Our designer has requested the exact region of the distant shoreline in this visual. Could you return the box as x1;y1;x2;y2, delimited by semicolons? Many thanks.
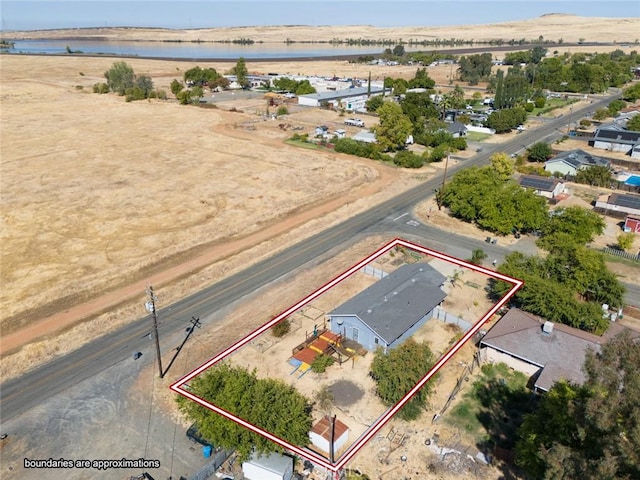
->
0;42;614;63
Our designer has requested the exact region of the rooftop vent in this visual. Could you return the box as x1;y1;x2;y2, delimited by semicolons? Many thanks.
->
542;321;554;335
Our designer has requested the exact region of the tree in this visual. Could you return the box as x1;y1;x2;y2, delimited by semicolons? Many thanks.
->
294;79;316;95
592;107;610;121
515;331;640;479
184;66;220;86
371;102;413;152
490;152;515;181
104;61;134;95
134;75;154;98
527;141;553;162
170;79;184;96
627;114;640;132
392;44;405;57
607;99;627;117
575;165;612;187
486;107;527;133
233;57;249;88
369;339;437;421
622;82;640;102
365;94;384;113
539;206;605;248
177;364;312;462
617;232;636;251
470;248;488;265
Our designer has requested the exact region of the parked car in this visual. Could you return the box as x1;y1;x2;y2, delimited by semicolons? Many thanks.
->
344;118;365;127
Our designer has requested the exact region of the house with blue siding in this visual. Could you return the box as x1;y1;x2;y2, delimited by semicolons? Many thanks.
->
328;263;447;352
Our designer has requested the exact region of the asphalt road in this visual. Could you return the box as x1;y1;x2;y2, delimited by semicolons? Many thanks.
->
0;91;630;422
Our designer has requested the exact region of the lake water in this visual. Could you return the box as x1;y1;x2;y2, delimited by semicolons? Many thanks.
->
4;39;404;59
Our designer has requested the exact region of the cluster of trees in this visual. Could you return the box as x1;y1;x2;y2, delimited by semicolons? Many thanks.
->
491;207;624;334
493;68;530;109
97;61;166;101
441;161;549;235
528;50;638;93
515;332;640;479
183;66;230;90
486;106;528;133
382;67;436;95
503;46;548;65
177;363;312;462
272;77;316;95
457;52;493;84
369;339;437;421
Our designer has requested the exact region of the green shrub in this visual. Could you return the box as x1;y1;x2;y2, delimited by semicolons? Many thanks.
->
430;144;449;162
524;102;535;112
276;106;288;116
393;150;423;168
310;354;335;373
450;137;467;150
272;319;291;338
534;96;546;108
93;83;109;94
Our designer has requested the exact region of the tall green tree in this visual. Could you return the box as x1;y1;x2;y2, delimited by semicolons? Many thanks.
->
104;61;135;95
371;102;413;151
527;141;553;162
538;206;605;248
177;364;312;462
490;152;515;181
626;114;640;132
233;57;249;88
369;339;437;421
170;79;184;96
515;332;640;479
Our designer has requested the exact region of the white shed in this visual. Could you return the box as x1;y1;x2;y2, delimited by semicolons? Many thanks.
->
309;415;349;455
242;452;294;480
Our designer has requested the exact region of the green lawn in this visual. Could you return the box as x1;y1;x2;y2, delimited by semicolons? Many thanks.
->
445;362;536;450
530;97;580;117
466;131;492;142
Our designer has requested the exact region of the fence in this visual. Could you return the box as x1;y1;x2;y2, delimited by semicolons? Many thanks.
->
598;247;640;262
434;306;473;332
188;449;233;480
432;351;481;423
361;265;388;279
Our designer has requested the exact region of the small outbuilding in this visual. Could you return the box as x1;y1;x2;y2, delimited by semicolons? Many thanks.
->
518;174;565;199
309;415;350;456
242;451;294;480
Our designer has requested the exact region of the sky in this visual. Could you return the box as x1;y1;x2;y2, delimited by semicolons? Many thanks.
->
1;0;638;31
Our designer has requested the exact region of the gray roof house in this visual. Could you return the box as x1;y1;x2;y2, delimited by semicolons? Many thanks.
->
589;123;640;157
544;149;610;176
328;263;446;352
595;192;640;217
447;121;468;138
479;309;605;392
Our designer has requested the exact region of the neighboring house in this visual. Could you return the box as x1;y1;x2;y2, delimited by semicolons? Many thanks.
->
328;263;447;352
309;415;350;456
447;121;468;138
518;174;565;199
242;452;294;480
297;86;384;110
589;123;640;158
595;192;640;217
352;130;377;144
479;309;605;392
624;214;640;232
544;149;610;176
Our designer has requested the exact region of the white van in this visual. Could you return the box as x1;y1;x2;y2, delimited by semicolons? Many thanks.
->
344;118;365;127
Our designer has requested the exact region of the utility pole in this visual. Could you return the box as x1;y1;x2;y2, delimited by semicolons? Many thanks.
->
145;286;164;378
436;153;450;210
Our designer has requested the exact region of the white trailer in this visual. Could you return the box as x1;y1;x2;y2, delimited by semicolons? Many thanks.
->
242;452;294;480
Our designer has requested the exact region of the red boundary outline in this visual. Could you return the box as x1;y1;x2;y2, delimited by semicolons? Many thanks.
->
170;237;523;472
